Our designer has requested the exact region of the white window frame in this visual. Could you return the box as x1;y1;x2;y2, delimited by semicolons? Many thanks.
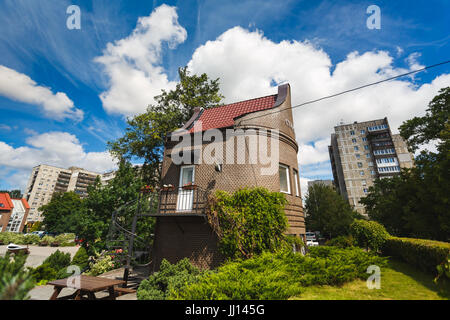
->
293;169;300;197
279;164;291;194
178;165;195;187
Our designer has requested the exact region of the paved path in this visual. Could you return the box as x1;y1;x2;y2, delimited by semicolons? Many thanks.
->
0;245;80;268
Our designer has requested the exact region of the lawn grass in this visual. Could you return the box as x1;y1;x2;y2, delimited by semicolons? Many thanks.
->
292;259;449;300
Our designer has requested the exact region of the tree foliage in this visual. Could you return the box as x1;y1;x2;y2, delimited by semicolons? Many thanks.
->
39;160;154;254
361;87;450;241
0;253;34;300
399;86;450;153
108;66;224;185
40;192;84;234
305;183;362;239
76;160;152;253
0;190;23;199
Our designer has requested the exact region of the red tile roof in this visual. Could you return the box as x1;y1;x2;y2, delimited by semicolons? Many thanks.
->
0;193;14;211
188;94;277;132
21;198;30;210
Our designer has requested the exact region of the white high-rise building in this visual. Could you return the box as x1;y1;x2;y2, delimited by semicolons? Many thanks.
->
24;165;101;222
328;117;414;214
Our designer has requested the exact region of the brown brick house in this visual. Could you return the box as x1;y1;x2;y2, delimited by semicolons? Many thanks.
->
150;83;305;270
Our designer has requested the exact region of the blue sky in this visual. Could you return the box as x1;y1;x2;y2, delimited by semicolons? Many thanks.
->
0;0;449;192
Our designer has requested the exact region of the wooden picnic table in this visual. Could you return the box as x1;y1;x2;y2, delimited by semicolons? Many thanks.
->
47;275;126;300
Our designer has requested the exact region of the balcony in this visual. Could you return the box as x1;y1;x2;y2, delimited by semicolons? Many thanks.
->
156;186;209;216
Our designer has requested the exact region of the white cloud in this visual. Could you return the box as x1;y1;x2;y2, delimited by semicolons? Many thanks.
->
298;139;330;166
0;65;83;121
299;176;312;200
186;27;450;177
0;131;117;191
96;4;187;116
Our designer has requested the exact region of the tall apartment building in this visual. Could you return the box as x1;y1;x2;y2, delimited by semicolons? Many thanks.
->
24;165;101;222
328;117;414;214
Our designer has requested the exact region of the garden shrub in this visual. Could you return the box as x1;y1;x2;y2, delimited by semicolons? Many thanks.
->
325;235;356;248
0;232;26;245
208;187;289;259
85;254;115;276
350;219;390;252
23;234;40;245
39;236;55;246
31;264;57;283
55;233;75;244
42;250;71;271
382;237;450;278
0;253;35;300
171;246;386;300
71;246;89;271
137;258;206;300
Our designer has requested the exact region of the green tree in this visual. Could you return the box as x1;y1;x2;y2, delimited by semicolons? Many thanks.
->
361;87;450;241
0;190;23;198
108;67;223;185
75;160;153;252
399;86;450;153
305;183;361;239
0;253;35;300
40;192;85;234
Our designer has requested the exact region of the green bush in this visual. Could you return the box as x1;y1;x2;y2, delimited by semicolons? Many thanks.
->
0;253;35;300
31;264;58;283
382;237;450;278
23;234;41;245
209;187;289;259
39;236;55;246
55;233;75;244
171;247;386;300
137;258;205;300
350;219;390;252
71;247;89;271
85;254;115;276
42;250;71;271
0;232;26;245
325;235;356;248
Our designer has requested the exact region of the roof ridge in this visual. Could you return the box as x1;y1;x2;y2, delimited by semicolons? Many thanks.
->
205;93;277;111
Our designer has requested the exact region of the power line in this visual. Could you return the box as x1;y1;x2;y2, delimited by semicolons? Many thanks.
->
237;59;450;125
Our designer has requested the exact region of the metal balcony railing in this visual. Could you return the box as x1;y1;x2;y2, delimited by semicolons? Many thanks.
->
157;185;209;216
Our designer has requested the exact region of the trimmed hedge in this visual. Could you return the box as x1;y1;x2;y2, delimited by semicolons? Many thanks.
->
350;219;390;252
382;237;450;277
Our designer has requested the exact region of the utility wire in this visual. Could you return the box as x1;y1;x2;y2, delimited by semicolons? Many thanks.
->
237;60;450;125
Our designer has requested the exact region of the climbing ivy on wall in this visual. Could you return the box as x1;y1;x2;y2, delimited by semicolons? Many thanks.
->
208;187;294;260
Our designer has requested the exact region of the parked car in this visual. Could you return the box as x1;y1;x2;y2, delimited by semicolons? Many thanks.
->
29;231;45;238
306;239;319;247
306;232;319;246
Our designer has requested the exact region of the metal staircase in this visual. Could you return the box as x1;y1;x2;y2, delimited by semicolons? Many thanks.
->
105;190;159;286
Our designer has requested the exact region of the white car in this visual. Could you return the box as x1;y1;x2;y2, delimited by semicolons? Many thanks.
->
306;239;319;247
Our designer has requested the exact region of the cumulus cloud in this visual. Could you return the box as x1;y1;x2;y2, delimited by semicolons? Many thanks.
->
0;131;117;191
96;4;187;116
186;27;450;177
0;65;83;121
